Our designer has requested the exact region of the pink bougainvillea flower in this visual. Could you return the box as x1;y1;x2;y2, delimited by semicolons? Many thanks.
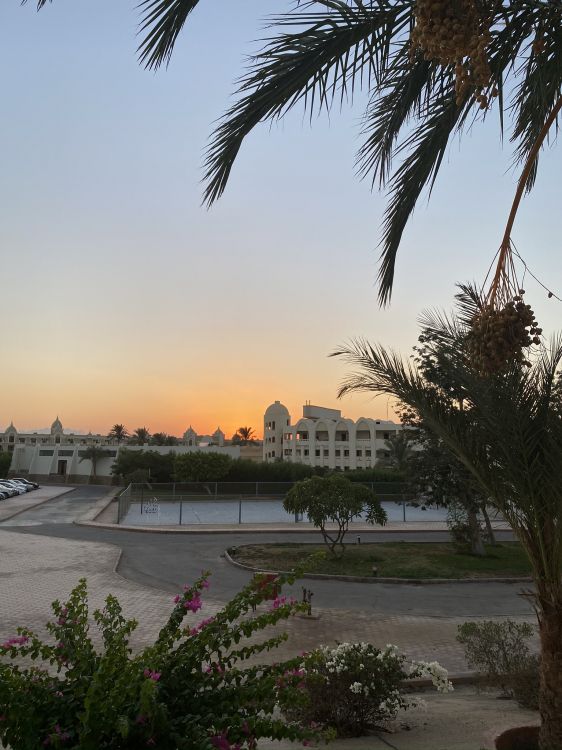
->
173;595;181;604
210;734;231;750
201;579;210;589
184;596;202;612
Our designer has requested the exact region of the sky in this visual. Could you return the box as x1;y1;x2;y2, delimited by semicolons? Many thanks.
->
1;1;561;439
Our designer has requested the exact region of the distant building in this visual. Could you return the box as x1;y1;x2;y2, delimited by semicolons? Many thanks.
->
263;401;404;470
2;417;240;484
0;417;116;455
181;426;225;447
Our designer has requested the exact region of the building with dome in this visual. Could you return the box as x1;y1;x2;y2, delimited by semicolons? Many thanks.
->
1;418;240;483
263;402;405;470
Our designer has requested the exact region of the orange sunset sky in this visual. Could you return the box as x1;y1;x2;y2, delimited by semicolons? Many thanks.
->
2;2;562;440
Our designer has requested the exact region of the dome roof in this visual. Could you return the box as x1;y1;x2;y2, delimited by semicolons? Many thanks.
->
264;400;289;416
51;416;63;434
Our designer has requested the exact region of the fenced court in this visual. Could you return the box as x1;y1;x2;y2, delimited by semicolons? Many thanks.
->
117;481;449;526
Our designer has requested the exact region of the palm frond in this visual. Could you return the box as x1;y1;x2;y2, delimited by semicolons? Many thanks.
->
203;1;410;206
510;9;562;191
377;91;472;304
137;0;202;70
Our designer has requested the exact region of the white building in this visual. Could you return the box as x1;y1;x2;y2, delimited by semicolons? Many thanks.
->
263;401;404;471
1;417;239;483
0;417;118;456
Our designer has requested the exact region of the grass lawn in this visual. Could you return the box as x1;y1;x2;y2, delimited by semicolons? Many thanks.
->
230;542;533;579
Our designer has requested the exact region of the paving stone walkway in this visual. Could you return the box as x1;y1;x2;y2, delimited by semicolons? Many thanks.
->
0;529;536;674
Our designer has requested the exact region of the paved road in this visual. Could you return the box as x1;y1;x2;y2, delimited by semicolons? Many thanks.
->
0;485;107;526
2;487;532;617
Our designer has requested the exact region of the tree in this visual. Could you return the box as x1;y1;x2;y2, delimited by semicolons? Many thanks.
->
0;452;12;479
174;452;233;483
111;449;175;483
334;312;562;748
32;0;562;303
283;475;386;558
78;447;112;480
149;433;180;446
405;431;488;556
378;432;414;472
234;427;256;446
108;425;129;444
131;427;150;445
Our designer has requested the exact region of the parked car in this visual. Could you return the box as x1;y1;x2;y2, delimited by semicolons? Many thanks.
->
12;477;39;490
0;481;25;496
4;480;30;493
9;479;34;491
0;490;11;500
0;483;18;497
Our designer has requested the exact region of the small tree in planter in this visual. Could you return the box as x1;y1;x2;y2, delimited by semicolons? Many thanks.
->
283;475;386;557
0;574;327;750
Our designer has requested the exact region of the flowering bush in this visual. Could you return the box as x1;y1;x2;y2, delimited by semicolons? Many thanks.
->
279;642;453;737
0;573;327;749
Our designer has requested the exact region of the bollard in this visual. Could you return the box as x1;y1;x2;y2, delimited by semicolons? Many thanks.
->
356;536;361;544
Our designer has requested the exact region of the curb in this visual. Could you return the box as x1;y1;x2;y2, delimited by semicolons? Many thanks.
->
74;488;120;525
0;486;75;523
223;548;533;585
69;521;511;536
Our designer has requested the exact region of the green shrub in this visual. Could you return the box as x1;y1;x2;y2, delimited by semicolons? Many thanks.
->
510;655;540;710
174;452;233;482
112;449;175;483
0;574;326;749
456;620;536;696
279;642;452;737
0;451;12;479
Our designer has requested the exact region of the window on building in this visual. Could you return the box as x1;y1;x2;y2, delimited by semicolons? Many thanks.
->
304;449;309;456
18;438;25;444
335;449;341;457
8;445;14;453
39;450;54;456
31;438;36;444
271;437;275;443
271;421;276;430
59;450;73;457
356;450;362;457
383;432;389;440
315;449;320;457
296;449;301;457
366;449;371;457
323;449;329;457
343;465;349;471
9;435;14;443
344;449;349;457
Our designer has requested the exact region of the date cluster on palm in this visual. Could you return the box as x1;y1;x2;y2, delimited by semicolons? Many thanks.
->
466;295;542;374
410;0;496;107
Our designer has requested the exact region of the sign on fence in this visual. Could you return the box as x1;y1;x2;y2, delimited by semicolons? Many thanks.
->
142;498;161;516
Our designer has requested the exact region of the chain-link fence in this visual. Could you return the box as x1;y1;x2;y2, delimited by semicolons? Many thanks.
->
116;481;434;527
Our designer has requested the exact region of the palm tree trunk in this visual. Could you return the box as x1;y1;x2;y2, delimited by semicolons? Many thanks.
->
538;598;562;749
467;508;486;557
481;504;498;546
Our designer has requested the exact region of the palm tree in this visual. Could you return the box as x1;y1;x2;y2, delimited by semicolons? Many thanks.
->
333;323;562;748
108;424;129;444
235;427;256;445
379;432;414;472
150;432;168;445
79;446;112;480
132;427;151;445
31;0;562;303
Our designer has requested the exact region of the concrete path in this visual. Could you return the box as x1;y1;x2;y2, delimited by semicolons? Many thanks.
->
0;485;72;523
0;485;110;526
